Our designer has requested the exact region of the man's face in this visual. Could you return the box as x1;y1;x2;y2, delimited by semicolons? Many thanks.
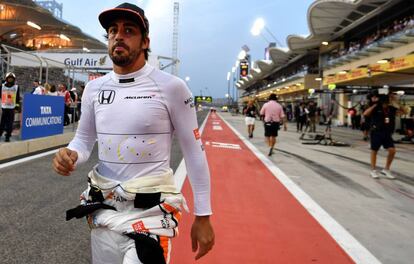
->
107;19;149;67
33;81;39;87
6;77;14;83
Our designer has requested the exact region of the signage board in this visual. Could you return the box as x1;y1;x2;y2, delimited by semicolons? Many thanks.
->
21;93;64;140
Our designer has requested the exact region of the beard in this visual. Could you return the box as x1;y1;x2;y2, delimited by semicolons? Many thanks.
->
109;42;142;67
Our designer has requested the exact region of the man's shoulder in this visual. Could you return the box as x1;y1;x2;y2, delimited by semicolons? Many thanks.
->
85;74;111;90
150;68;185;84
149;68;186;91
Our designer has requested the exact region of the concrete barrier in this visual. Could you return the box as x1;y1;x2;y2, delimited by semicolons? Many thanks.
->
0;132;75;161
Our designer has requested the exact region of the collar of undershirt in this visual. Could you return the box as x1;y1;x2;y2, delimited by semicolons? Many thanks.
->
110;63;153;84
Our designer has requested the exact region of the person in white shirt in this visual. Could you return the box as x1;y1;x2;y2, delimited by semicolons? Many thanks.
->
47;84;58;96
32;79;45;95
52;3;214;264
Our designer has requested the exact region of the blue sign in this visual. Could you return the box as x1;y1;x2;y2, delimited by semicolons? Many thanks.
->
21;93;65;140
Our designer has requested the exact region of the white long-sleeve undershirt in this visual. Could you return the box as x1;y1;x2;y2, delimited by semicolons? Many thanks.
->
67;63;211;215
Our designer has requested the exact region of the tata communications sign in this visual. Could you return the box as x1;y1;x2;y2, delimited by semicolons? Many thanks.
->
21;93;64;140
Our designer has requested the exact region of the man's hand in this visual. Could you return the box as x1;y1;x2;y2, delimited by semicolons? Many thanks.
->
191;215;215;260
52;148;78;176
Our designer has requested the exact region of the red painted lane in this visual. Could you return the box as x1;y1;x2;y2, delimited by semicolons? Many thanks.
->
170;113;354;264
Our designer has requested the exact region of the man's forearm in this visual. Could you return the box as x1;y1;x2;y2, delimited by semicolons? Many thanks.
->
363;104;377;117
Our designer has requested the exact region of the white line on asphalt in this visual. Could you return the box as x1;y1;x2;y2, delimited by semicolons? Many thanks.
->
174;111;210;191
218;113;382;264
0;149;58;170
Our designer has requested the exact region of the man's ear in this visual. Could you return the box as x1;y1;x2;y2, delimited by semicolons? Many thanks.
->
142;37;150;50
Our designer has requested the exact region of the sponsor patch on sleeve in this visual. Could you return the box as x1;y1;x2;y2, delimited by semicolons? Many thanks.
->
193;128;201;140
184;97;194;108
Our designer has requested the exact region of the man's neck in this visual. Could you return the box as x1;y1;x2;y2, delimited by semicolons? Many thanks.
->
113;60;146;75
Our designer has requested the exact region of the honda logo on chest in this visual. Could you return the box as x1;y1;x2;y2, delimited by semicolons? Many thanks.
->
98;90;115;104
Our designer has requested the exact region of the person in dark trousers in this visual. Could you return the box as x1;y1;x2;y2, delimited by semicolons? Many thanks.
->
297;102;308;132
0;72;20;142
57;83;72;126
260;94;287;156
307;101;317;132
243;99;258;138
363;91;398;179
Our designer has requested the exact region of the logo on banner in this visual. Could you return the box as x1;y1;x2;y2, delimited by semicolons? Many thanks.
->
98;90;115;104
21;93;64;140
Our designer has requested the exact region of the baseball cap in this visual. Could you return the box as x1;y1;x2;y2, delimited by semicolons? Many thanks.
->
5;72;15;79
99;3;149;34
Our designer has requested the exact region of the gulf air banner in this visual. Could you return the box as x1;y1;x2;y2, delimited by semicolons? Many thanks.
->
324;54;414;85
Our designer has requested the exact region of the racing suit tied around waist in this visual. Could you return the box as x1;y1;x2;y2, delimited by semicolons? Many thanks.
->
66;166;188;264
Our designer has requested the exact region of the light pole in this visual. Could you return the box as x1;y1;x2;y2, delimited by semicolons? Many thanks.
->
251;17;282;47
231;66;236;107
227;71;231;108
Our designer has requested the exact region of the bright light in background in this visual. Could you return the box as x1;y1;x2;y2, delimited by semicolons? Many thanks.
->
59;34;70;41
227;72;231;81
238;50;246;60
251;18;265;36
377;59;389;64
27;21;41;30
185;76;190;82
231;66;236;73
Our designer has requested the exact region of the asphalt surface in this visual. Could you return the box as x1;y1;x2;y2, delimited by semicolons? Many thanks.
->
0;110;208;264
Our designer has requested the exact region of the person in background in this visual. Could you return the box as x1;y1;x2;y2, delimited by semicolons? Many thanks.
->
0;72;20;142
307;101;317;133
57;83;72;126
69;87;79;123
260;93;287;156
297;102;308;132
47;84;58;96
243;99;258;138
32;79;45;95
44;83;52;94
363;91;398;179
52;3;214;264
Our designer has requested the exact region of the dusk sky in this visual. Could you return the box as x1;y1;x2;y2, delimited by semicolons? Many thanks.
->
58;0;314;98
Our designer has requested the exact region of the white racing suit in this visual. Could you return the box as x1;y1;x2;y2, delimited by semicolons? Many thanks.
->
66;63;211;263
72;166;187;264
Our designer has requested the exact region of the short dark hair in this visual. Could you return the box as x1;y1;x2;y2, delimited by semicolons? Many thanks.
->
269;93;278;101
100;3;150;60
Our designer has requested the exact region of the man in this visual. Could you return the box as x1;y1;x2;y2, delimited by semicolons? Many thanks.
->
307;101;317;133
57;83;72;125
0;72;20;142
32;79;45;95
69;87;79;122
243;99;258;138
260;93;287;156
52;3;214;264
363;90;398;179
